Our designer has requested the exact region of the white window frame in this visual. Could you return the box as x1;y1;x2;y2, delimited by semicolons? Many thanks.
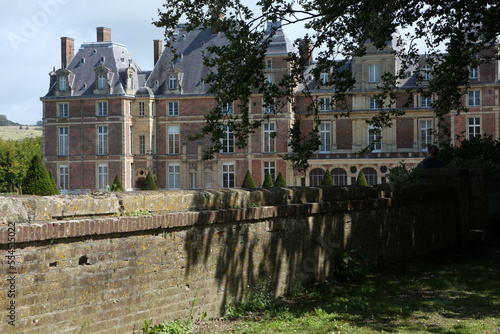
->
420;120;433;151
169;74;177;90
97;164;108;191
59;165;69;194
168;101;179;116
129;126;133;155
320;71;329;85
421;95;432;108
263;161;276;183
263;123;275;153
468;117;481;140
138;102;145;116
421;65;431;80
97;74;106;90
222;125;234;153
97;101;108;116
369;64;380;83
58;127;69;156
222;163;235;188
189;172;197;189
168;125;180;155
139;135;145;154
265;74;273;86
59;76;67;91
369;96;377;109
368;125;382;152
58;103;69;118
319;97;331;112
266;59;272;69
168;164;180;190
468;90;480;106
97;126;108;155
319;123;331;153
469;66;479;79
222;102;233;115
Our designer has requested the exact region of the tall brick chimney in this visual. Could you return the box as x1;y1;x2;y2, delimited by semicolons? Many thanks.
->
298;39;313;66
97;27;111;42
153;40;162;65
61;37;75;69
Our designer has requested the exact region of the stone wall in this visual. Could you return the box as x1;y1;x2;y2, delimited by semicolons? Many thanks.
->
1;184;460;333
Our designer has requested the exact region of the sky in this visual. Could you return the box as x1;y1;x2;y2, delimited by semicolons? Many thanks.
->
0;0;312;125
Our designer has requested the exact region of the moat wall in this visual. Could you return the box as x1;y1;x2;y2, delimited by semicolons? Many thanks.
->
0;174;482;333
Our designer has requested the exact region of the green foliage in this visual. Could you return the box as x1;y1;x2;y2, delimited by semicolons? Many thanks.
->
439;135;500;176
23;155;60;196
225;280;276;318
155;0;498;171
273;171;287;187
48;170;59;194
143;297;200;334
334;248;368;283
387;160;421;184
262;172;274;188
142;171;158;190
111;174;124;191
320;169;335;185
355;170;368;186
241;170;256;188
0;114;20;126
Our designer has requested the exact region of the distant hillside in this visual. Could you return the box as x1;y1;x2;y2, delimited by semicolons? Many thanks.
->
0;114;21;126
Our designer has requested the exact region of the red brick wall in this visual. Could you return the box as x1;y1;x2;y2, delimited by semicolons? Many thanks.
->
336;119;352;150
396;117;413;149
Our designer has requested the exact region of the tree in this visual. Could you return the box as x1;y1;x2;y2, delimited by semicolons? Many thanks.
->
111;175;124;191
356;170;368;186
320;169;335;186
262;172;274;188
155;1;500;171
142;171;158;190
23;155;60;196
241;170;257;188
273;172;287;187
48;170;59;194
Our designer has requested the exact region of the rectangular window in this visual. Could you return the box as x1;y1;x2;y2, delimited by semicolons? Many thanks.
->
204;172;212;188
368;125;382;152
469;67;479;79
222;163;234;188
168;101;179;116
468;90;480;106
58;103;69;118
263;102;274;114
319;97;331;111
168;126;180;154
266;59;272;69
129;101;133;116
97;126;108;155
320;71;329;85
151;135;156;154
263;123;275;153
138;102;145;116
320;123;331;153
369;96;377;109
98;164;108;191
129;126;133;154
169;75;177;89
421;95;432;108
222;125;234;153
265;74;273;85
97;102;108;116
263;161;276;182
222;102;233;115
139;135;145;154
168;164;180;190
189;172;197;189
369;64;380;82
421;65;431;80
58;127;69;156
59;165;68;193
468;117;481;140
420;120;433;150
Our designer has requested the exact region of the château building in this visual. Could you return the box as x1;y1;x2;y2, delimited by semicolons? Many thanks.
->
41;25;500;193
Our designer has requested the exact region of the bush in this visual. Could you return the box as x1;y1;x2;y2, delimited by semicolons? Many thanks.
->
111;175;124;191
386;160;421;184
262;172;274;188
142;171;158;190
241;170;257;188
356;170;368;186
23;155;60;196
48;170;59;194
320;169;335;185
273;172;287;187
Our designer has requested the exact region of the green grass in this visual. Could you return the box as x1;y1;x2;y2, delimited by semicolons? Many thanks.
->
0;126;42;141
194;238;500;333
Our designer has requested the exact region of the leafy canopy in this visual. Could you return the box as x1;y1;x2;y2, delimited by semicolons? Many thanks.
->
155;0;500;171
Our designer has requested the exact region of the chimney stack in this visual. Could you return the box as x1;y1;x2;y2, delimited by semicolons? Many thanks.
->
97;27;111;42
61;37;75;69
298;39;313;66
153;40;162;65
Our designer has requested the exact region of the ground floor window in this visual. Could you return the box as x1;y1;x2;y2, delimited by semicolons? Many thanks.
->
98;164;108;191
222;163;234;188
168;164;180;190
361;167;377;186
309;168;324;186
332;168;347;186
59;165;68;193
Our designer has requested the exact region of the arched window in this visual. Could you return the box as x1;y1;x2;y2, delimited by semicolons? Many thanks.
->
59;76;67;91
332;168;347;186
309;168;324;186
362;167;377;186
98;74;106;90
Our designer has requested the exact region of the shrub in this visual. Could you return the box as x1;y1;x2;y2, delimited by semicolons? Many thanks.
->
111;175;124;191
48;170;59;194
142;171;158;190
23;155;60;196
273;171;287;187
335;248;368;283
262;172;274;188
241;170;257;188
355;170;368;186
320;169;335;185
386;160;421;184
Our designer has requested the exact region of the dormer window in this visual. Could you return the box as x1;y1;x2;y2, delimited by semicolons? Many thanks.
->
421;65;431;80
93;64;110;95
97;74;106;90
80;58;85;65
266;59;272;69
169;74;178;90
59;76;68;91
100;56;105;64
165;67;182;94
320;71;329;85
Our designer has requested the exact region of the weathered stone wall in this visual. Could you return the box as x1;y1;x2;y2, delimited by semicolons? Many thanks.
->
1;184;459;333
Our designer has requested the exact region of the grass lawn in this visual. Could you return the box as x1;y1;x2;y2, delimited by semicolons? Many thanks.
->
188;233;500;334
0;125;42;141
